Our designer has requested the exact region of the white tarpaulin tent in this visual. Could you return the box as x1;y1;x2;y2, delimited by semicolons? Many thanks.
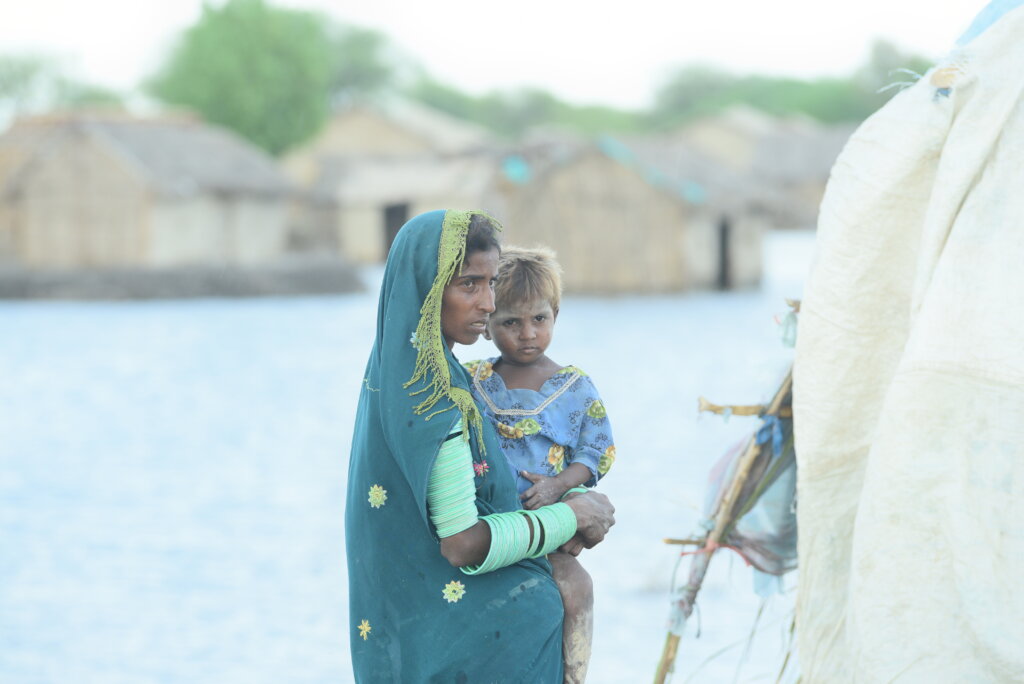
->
794;1;1024;681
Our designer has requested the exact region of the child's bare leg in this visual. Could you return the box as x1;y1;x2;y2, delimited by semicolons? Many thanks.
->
549;551;593;684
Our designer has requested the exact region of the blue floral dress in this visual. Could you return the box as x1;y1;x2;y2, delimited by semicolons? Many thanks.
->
465;358;616;495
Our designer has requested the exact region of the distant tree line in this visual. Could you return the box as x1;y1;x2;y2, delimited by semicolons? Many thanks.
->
650;42;932;127
414;40;931;136
0;54;123;123
1;0;933;154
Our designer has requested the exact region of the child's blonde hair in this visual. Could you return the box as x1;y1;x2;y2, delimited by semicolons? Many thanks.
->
494;246;563;313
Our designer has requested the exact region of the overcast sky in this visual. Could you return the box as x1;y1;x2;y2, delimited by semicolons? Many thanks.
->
5;0;988;109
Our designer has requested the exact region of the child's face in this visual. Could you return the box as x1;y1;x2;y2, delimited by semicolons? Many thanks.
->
485;298;557;365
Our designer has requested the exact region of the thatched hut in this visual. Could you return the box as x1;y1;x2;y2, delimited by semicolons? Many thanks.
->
284;100;494;177
497;143;713;293
293;132;759;292
668;106;854;229
285;100;765;293
283;100;495;253
0;113;291;268
602;136;765;290
672;106;777;172
748;119;856;227
329;153;501;263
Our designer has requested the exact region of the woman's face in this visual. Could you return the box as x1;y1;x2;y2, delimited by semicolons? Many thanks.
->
441;248;499;350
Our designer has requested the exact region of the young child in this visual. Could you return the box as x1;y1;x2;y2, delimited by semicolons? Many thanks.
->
464;246;616;684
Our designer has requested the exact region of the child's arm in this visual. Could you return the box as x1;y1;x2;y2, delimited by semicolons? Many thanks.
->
567;374;615;487
520;463;591;510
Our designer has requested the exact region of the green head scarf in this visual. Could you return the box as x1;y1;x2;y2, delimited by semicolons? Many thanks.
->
346;209;564;682
373;209;487;454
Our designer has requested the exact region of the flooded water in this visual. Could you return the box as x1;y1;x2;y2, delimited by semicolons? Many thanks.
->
0;230;814;683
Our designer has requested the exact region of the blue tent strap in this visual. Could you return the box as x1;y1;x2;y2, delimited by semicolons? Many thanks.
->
956;0;1024;46
756;414;786;458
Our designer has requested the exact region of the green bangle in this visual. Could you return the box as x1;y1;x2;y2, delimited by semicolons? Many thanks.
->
461;511;531;575
428;423;479;538
539;502;578;556
459;501;579;574
523;503;578;558
561;486;589;499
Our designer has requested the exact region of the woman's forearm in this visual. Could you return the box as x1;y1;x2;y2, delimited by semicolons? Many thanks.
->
440;504;581;573
428;421;580;573
439;520;492;568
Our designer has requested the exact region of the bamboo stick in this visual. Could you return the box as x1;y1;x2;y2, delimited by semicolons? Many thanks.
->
653;368;793;684
697;397;765;416
698;396;792;418
654;632;682;683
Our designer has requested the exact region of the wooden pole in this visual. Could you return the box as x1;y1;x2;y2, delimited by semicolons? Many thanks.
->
652;368;793;683
654;633;681;683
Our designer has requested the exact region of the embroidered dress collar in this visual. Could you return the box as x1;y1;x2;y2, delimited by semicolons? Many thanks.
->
472;359;583;417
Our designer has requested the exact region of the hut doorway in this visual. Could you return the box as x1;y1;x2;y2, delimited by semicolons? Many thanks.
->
716;216;732;291
383;203;409;256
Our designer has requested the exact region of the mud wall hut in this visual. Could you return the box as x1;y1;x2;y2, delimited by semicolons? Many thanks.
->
0;113;291;269
668;106;853;229
499;144;724;293
283;100;496;254
615;136;767;290
330;153;501;263
284;100;767;293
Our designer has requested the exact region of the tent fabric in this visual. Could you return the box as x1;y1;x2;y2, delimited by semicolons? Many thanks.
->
793;3;1024;681
701;417;797;580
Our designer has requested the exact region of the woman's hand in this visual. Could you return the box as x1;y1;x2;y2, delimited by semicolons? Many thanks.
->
559;534;586;557
520;471;568;509
562;490;615;549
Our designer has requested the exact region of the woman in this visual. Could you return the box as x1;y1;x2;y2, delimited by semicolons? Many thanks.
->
346;209;615;682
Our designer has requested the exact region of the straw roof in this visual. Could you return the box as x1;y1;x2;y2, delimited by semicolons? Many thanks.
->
660;106;853;183
671;106;779;171
750;120;856;183
0;112;291;200
613;135;755;213
620;109;857;227
369;98;495;155
290;98;495;164
329;153;499;206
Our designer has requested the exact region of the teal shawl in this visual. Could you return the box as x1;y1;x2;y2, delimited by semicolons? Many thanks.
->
346;210;564;683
